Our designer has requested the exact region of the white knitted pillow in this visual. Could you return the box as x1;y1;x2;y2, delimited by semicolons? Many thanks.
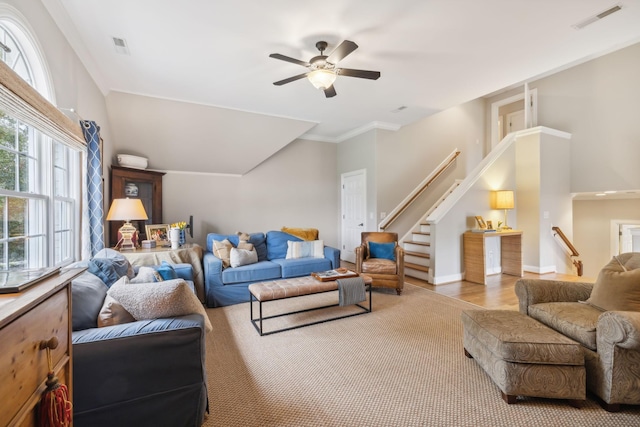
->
108;277;212;332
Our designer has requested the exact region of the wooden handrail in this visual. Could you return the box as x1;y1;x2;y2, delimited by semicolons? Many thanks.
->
379;149;461;231
552;226;583;276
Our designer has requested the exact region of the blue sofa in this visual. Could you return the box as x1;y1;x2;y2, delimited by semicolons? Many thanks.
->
203;231;340;307
69;250;208;427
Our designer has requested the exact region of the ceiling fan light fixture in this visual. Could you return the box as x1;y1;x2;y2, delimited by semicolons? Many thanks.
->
307;69;337;90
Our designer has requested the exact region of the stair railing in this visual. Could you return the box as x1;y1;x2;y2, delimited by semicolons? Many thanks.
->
379;149;460;231
552;226;584;276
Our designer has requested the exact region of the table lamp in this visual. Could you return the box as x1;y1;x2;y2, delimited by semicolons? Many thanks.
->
492;190;514;230
106;198;148;250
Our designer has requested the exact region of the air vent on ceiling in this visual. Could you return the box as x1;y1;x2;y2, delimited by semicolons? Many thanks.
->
572;4;622;30
112;37;130;55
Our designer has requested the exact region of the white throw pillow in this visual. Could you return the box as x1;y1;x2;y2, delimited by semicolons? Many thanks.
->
286;240;324;259
108;278;212;332
130;266;162;283
230;247;258;268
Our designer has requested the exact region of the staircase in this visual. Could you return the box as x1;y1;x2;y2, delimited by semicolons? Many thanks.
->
402;180;462;281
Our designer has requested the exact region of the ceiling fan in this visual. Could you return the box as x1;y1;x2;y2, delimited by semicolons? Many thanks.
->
269;40;381;98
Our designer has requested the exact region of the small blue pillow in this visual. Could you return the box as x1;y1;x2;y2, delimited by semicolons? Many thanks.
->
156;261;178;280
88;258;121;287
368;241;396;261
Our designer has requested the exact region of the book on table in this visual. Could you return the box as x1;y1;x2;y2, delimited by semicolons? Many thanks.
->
311;269;359;282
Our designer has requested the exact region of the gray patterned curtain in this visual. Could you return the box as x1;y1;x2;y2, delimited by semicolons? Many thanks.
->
80;120;105;255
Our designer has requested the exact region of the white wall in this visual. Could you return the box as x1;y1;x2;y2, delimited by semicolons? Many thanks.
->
574;199;640;279
163;138;339;249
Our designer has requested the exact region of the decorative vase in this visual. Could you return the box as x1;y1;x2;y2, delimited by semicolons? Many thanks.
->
179;229;186;246
170;228;180;249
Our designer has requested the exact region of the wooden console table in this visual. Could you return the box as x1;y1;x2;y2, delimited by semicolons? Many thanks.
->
463;231;523;285
119;243;205;302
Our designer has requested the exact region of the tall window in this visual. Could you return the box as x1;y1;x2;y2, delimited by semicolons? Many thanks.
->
0;18;81;270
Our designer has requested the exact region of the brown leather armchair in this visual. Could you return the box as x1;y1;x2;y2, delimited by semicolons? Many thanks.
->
355;232;404;295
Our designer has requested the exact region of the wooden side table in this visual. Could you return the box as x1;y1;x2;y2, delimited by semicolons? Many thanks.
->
119;243;205;301
463;231;523;285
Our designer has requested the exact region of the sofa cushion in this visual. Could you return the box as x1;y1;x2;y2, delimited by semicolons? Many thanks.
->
221;260;281;284
281;227;319;241
71;271;108;331
213;239;233;268
286;240;324;259
361;258;397;274
529;302;601;350
267;230;302;260
157;261;178;280
130;266;163;283
586;255;640;311
272;257;332;279
97;294;136;327
108;277;212;332
93;248;135;278
208;233;268;262
230;247;258;268
367;241;396;261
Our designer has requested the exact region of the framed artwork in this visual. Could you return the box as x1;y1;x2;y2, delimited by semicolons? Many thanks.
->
486;220;493;230
145;224;170;246
474;216;487;229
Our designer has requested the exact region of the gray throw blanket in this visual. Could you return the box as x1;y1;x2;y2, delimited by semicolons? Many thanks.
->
337;277;366;306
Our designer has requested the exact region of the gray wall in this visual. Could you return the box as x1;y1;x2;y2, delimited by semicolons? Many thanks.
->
163;138;340;248
574;199;640;279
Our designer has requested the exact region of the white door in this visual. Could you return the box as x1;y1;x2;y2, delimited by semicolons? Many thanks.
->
506;110;525;134
341;169;366;263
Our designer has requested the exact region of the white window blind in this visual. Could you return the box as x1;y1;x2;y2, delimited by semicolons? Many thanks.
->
0;59;85;150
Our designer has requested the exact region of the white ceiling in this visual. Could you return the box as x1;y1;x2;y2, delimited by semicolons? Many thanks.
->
43;0;640;143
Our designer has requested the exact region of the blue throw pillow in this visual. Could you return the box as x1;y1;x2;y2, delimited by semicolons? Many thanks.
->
88;258;122;287
156;261;178;280
368;241;396;261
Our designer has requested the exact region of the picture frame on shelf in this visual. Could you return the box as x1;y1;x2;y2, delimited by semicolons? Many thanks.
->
486;220;493;230
145;224;170;247
474;216;487;229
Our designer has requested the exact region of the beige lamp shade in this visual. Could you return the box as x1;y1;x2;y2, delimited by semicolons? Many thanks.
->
106;198;148;250
492;190;514;210
492;190;514;229
106;198;148;221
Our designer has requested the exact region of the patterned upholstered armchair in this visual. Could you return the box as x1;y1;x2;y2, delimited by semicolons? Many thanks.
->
355;232;404;295
516;253;640;412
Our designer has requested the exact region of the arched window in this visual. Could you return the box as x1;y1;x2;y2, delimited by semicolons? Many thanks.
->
0;5;80;270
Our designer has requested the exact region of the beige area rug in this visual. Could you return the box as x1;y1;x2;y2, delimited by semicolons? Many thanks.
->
202;284;640;426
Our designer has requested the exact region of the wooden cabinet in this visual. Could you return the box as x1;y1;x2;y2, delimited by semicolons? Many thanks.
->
463;231;523;285
0;268;85;427
109;166;165;247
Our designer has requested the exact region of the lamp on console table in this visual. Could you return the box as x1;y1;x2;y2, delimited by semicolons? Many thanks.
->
492;190;514;230
107;198;148;250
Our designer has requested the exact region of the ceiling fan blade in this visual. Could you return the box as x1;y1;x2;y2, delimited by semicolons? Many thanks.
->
273;73;309;86
338;68;381;80
327;40;358;63
269;53;310;67
324;86;337;98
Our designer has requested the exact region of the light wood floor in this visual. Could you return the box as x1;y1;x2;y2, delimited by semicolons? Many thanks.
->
342;261;590;310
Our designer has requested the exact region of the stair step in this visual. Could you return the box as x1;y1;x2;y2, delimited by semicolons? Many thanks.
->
404;250;430;259
404;240;430;247
405;262;429;273
412;231;430;236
